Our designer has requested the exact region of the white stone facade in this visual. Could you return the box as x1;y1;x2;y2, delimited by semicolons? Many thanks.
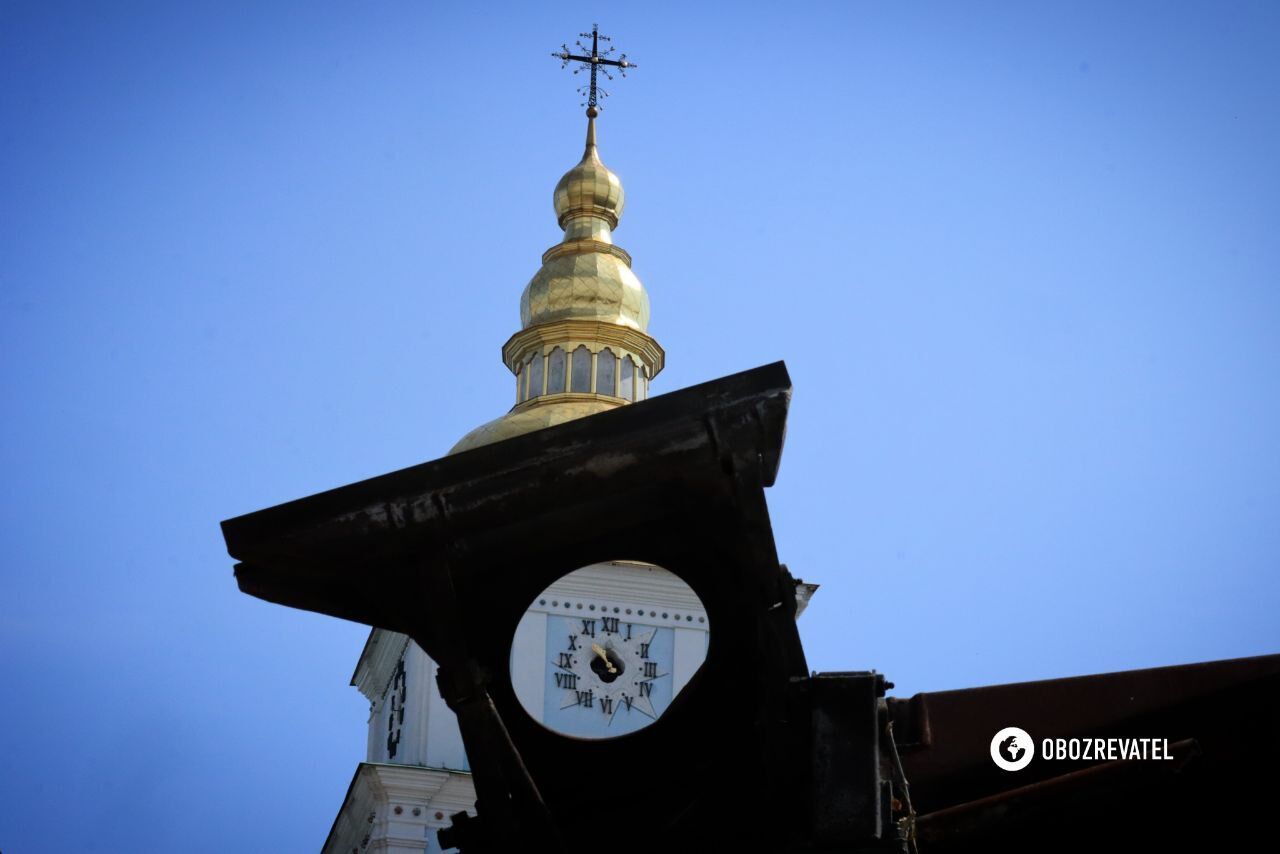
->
323;764;475;854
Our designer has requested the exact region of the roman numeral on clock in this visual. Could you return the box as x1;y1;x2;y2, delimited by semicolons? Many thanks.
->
621;694;634;712
638;681;652;698
601;616;619;634
639;642;651;659
575;689;594;708
599;697;613;715
581;619;596;638
554;672;578;690
557;652;573;669
567;634;578;651
643;661;658;678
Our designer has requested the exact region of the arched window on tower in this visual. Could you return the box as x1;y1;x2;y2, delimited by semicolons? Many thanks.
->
571;345;591;393
528;351;544;400
620;356;635;401
522;353;536;401
547;347;566;394
596;348;616;397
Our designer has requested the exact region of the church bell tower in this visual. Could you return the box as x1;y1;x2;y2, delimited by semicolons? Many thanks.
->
324;34;666;854
321;29;812;853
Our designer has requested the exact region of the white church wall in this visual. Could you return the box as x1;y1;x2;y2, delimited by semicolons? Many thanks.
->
422;656;469;771
322;763;476;854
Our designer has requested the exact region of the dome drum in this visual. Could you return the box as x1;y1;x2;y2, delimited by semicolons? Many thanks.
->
512;344;652;405
502;319;664;381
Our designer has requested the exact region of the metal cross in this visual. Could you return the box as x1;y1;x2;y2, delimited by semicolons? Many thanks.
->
552;24;636;112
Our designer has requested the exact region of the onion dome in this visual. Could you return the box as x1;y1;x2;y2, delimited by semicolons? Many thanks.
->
451;109;664;456
520;112;649;332
553;116;625;229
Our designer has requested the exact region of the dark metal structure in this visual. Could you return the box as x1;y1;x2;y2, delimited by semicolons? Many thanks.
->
553;24;635;110
893;653;1280;851
222;362;1280;852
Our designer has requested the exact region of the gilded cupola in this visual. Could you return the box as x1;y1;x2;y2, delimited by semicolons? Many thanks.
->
451;108;664;454
522;114;648;332
553;117;624;230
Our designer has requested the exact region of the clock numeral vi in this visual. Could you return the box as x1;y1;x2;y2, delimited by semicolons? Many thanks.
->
599;697;613;715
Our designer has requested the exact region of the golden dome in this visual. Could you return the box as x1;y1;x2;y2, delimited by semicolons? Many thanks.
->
553;118;625;228
449;398;622;454
519;114;652;334
451;110;662;457
521;251;649;331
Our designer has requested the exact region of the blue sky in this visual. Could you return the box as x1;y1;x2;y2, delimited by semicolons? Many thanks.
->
2;2;1278;851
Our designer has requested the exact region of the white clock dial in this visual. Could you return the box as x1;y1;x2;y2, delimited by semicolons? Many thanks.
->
549;614;670;730
510;562;708;739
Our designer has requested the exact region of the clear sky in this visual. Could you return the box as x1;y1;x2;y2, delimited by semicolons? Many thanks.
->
2;2;1278;851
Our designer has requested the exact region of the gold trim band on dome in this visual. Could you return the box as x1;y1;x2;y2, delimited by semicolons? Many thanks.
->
511;391;631;413
541;239;632;267
502;319;665;377
556;204;619;230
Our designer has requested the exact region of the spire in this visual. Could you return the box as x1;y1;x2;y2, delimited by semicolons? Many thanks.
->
584;106;597;152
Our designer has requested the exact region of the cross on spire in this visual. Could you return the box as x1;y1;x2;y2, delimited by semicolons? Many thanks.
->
552;24;636;114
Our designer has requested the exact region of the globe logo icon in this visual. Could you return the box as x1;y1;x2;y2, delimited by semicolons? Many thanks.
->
991;727;1035;771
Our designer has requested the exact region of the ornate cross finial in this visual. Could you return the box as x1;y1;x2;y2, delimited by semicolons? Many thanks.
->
552;24;636;116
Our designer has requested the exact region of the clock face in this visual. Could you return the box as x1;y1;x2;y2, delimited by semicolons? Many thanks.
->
543;612;674;738
510;562;708;739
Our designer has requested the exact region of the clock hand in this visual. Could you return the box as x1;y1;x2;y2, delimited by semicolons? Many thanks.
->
591;642;618;674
